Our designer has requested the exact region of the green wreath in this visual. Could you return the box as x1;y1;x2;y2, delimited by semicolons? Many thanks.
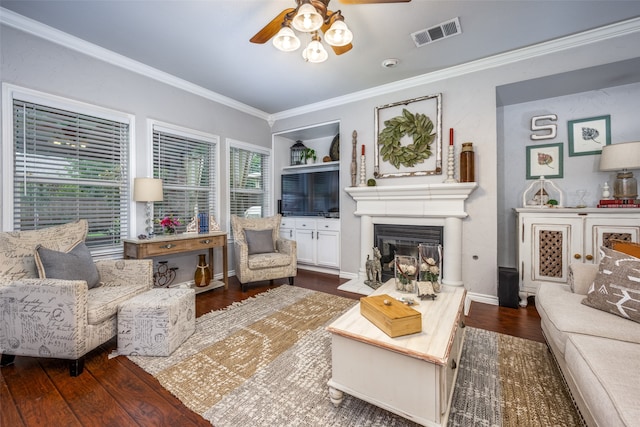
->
378;108;436;169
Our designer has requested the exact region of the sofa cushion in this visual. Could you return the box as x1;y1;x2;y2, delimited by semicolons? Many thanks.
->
247;252;293;270
245;229;276;255
582;247;640;323
231;214;281;246
87;283;149;325
35;241;100;289
536;283;640;358
0;220;88;281
564;334;640;427
568;262;599;295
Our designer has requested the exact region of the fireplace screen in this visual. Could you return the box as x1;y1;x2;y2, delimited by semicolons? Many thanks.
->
374;224;443;283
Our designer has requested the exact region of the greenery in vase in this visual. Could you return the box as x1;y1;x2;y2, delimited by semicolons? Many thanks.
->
395;259;417;292
420;256;440;283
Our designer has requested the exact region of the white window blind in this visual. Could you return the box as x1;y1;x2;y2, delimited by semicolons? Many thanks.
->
229;142;271;230
153;126;217;233
12;99;130;252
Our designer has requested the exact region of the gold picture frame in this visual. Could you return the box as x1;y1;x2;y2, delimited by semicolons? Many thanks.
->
374;93;442;178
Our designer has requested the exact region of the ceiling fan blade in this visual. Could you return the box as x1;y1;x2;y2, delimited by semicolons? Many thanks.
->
250;8;295;44
338;0;410;3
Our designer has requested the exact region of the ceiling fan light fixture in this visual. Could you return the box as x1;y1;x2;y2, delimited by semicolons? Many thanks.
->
325;20;353;47
302;39;328;63
273;26;301;51
292;2;323;33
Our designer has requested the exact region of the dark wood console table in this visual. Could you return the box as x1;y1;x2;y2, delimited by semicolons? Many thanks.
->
123;231;228;292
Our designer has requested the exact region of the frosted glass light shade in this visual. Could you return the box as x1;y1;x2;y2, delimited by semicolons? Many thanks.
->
292;3;323;33
325;20;353;46
302;40;328;63
133;178;163;202
273;26;301;52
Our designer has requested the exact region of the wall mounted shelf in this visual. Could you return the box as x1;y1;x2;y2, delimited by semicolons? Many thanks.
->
282;161;339;172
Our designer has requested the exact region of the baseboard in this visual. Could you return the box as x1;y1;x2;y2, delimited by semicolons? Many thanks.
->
464;292;499;315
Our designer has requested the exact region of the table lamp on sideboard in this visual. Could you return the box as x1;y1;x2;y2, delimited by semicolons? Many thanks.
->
599;141;640;200
133;178;163;236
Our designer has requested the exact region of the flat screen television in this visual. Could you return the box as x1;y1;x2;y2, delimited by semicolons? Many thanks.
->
281;170;339;217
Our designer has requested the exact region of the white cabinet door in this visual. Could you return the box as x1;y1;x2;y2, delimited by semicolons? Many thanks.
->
317;230;340;268
585;217;640;263
296;228;315;264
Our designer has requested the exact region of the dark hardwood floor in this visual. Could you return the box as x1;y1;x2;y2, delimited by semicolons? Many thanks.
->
1;269;542;427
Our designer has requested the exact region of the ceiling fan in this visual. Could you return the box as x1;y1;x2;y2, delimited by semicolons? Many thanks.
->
250;0;411;62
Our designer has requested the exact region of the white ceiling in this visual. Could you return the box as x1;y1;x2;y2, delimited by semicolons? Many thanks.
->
2;0;640;115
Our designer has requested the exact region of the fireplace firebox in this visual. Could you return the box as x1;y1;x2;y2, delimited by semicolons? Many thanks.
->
373;224;443;283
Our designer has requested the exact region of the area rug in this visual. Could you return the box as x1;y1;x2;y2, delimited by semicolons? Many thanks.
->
127;286;582;426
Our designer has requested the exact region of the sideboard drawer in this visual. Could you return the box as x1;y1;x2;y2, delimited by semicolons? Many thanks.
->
142;240;190;256
183;236;225;251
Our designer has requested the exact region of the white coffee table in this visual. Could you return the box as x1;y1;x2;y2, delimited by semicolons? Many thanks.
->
326;279;466;427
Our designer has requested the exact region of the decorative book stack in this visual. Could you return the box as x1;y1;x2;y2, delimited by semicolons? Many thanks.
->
597;199;640;208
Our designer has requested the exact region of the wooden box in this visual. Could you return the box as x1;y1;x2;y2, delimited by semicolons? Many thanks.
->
360;294;422;338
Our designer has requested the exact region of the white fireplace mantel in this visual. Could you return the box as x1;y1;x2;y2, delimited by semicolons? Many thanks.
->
343;183;478;294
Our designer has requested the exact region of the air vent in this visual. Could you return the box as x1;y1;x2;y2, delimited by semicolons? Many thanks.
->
411;17;462;48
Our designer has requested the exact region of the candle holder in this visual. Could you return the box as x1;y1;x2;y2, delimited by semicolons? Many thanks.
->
444;144;457;183
359;154;367;187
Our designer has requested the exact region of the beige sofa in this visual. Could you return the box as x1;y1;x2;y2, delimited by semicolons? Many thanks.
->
0;220;153;376
536;260;640;427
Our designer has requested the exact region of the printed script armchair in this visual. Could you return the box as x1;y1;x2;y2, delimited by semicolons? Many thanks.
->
0;220;153;376
231;214;297;292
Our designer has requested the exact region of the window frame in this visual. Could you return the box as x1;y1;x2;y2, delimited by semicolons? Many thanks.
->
1;83;135;258
226;138;273;239
148;120;220;236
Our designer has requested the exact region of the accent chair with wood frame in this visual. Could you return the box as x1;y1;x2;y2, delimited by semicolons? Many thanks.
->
230;214;297;292
0;220;153;376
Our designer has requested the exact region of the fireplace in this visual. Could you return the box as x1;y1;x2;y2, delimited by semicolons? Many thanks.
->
374;224;443;283
341;182;477;295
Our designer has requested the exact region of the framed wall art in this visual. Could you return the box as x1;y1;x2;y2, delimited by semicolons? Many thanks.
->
526;142;563;179
374;93;442;178
568;115;610;156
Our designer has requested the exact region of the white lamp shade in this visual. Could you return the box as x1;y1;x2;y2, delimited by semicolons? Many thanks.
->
325;20;353;47
133;178;163;202
292;3;323;33
599;141;640;171
302;40;328;63
273;26;301;52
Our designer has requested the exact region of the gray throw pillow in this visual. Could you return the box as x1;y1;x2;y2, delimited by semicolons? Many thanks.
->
582;247;640;323
35;241;101;289
245;229;276;255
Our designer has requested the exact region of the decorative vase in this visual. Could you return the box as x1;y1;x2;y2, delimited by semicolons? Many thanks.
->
394;255;417;293
194;254;211;287
419;243;442;293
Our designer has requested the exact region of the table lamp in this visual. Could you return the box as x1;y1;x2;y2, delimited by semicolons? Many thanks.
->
133;178;163;236
599;141;640;200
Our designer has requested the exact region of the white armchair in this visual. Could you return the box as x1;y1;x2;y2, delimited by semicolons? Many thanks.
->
231;214;297;292
0;220;153;376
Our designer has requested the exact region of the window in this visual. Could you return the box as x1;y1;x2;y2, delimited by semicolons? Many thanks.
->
228;140;271;235
152;122;219;233
6;86;132;256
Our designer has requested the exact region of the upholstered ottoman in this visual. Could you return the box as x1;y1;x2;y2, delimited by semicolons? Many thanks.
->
117;288;195;356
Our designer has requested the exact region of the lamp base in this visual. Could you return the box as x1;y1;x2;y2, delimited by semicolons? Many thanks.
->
613;171;638;200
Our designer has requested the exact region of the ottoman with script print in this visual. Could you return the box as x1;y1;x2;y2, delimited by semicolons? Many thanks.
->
118;288;195;356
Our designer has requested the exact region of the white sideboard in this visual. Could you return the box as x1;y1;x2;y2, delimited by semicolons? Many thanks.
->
280;216;340;270
516;208;640;306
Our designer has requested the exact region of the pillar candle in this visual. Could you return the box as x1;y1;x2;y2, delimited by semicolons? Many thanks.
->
449;128;454;145
361;144;365;155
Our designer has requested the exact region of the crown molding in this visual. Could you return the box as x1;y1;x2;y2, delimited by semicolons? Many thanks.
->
2;8;639;125
0;7;270;121
269;16;640;122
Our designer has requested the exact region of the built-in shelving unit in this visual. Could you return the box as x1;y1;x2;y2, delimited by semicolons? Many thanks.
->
282;160;339;172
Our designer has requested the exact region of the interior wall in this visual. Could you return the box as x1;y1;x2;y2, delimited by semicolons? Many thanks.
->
271;31;640;301
0;24;272;284
497;82;640;268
